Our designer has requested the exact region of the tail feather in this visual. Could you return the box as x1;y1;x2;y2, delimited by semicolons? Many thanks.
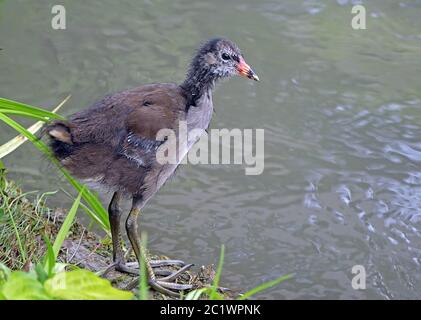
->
45;121;75;159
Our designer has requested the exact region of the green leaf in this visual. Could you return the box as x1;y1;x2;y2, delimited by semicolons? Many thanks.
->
44;270;133;300
238;274;293;300
42;235;56;277
41;191;81;280
0;264;11;285
34;264;49;284
0;97;65;121
52;263;68;274
184;288;208;300
52;190;82;258
209;244;225;300
212;291;224;300
1;271;51;300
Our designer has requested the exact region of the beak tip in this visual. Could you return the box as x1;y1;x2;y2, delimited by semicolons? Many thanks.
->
238;58;260;82
246;70;260;82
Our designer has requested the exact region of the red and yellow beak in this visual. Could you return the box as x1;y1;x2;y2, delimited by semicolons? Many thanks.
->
237;56;260;81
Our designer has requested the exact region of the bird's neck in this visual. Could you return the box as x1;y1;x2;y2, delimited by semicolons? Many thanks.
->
181;66;217;110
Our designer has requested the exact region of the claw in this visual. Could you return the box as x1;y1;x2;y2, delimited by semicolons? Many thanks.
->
100;262;118;277
125;259;186;268
155;280;193;291
101;262;140;276
158;263;194;282
115;263;140;275
108;261;191;278
154;269;172;277
150;259;186;267
103;258;193;298
150;280;192;297
125;261;138;268
125;278;192;297
121;263;194;298
149;280;182;298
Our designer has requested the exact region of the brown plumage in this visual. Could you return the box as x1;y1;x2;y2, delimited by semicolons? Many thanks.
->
45;38;259;297
49;84;186;197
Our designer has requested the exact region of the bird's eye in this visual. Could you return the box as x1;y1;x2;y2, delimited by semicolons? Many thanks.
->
221;53;230;61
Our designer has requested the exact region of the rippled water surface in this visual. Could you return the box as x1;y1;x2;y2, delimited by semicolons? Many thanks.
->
1;0;420;299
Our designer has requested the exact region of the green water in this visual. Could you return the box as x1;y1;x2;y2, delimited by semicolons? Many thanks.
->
1;0;421;299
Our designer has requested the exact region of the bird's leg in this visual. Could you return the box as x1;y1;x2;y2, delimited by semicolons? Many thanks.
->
102;191;139;276
102;192;191;278
125;196;192;297
109;191;123;263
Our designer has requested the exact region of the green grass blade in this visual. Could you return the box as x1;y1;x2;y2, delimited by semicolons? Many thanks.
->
209;244;225;300
0;112;51;154
184;288;208;300
0;263;11;283
52;189;82;258
139;233;149;300
0;97;65;121
7;203;27;263
77;201;109;232
0;96;68;159
238;274;293;300
0;109;53;122
42;235;56;277
0;112;110;232
60;175;109;231
34;263;49;284
60;188;109;232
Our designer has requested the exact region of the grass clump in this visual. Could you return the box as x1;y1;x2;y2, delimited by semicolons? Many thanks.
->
0;169;56;269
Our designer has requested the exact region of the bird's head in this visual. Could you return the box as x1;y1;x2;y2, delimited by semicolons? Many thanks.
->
191;38;259;82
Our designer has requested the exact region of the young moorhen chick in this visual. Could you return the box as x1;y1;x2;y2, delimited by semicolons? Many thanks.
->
46;38;259;297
